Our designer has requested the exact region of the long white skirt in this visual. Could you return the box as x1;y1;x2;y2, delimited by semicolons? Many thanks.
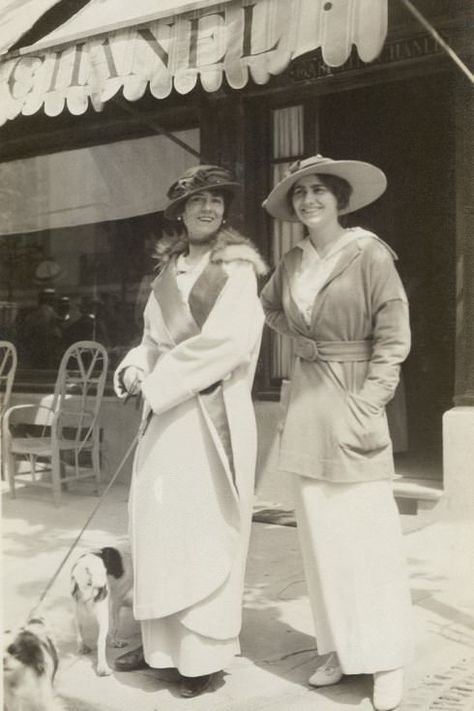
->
293;476;414;674
142;616;240;677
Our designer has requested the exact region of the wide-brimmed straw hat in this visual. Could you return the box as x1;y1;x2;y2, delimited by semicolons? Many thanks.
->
164;165;241;220
262;155;387;221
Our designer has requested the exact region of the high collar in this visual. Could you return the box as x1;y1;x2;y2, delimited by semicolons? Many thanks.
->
295;227;398;261
297;229;359;262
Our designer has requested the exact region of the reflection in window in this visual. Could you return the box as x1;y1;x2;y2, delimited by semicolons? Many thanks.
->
0;213;174;377
0;128;200;385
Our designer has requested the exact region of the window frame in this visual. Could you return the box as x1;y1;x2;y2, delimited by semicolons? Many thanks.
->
247;96;320;399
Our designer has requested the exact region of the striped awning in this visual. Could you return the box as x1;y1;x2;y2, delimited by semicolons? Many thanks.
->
0;0;63;54
0;128;200;234
0;0;388;126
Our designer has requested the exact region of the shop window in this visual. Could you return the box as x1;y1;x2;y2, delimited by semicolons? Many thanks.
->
0;128;199;390
0;128;200;390
0;214;174;386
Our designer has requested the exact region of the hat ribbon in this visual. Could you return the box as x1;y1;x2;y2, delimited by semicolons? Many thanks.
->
287;154;335;175
167;167;235;200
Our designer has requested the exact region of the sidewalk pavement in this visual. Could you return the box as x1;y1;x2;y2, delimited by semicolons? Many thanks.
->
2;479;474;711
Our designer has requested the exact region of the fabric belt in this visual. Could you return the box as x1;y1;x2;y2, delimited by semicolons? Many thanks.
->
293;336;373;362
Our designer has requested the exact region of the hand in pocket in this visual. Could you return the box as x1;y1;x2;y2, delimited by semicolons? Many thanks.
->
340;392;390;455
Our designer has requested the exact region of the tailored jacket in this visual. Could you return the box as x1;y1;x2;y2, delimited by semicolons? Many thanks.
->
114;229;267;639
260;228;411;483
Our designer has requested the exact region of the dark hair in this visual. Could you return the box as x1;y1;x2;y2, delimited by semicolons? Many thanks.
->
286;173;353;215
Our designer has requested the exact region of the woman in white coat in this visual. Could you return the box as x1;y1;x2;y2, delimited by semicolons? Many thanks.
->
114;165;267;697
260;156;413;711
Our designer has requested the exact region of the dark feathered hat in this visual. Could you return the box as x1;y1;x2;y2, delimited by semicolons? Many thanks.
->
164;165;241;220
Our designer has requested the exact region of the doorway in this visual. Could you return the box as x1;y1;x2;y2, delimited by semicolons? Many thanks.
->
319;73;455;480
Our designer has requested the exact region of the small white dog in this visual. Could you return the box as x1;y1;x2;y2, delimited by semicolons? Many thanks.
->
70;544;133;676
3;617;64;711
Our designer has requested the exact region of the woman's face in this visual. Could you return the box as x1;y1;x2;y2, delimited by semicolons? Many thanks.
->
181;189;225;242
291;175;339;230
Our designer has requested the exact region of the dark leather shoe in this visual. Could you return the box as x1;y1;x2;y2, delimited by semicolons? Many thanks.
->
114;646;149;672
179;673;214;697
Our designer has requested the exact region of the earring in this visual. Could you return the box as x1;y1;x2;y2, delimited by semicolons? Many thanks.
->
176;216;182;222
222;218;227;225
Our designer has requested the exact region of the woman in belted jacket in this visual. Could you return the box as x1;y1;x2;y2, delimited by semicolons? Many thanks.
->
260;155;413;711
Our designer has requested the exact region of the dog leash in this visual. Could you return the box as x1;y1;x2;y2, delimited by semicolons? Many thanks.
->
27;408;152;621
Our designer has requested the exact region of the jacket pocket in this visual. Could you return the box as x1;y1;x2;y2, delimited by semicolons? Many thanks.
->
338;392;391;455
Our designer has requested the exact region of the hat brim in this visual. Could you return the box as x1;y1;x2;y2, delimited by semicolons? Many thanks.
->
262;160;387;221
164;182;241;220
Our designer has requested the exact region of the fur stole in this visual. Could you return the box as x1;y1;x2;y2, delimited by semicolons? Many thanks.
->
153;228;268;276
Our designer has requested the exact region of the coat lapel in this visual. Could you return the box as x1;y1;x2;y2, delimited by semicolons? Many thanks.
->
152;260;200;345
186;261;235;486
284;249;312;335
153;256;235;491
309;241;361;329
188;262;228;329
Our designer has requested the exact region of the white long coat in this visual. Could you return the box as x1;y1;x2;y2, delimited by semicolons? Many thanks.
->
114;238;265;640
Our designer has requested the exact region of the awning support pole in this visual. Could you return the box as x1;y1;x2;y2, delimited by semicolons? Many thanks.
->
399;0;473;84
115;99;202;160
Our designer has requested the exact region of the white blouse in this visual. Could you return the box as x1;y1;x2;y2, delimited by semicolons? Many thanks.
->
291;229;359;326
176;251;210;301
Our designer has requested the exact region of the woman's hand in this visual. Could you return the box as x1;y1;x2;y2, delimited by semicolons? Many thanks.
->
120;366;145;396
339;391;390;455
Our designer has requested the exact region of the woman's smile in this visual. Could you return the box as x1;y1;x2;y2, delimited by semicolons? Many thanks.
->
182;190;225;240
301;205;323;215
291;175;339;229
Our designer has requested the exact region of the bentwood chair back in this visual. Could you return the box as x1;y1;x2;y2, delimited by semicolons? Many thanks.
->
0;341;18;478
2;341;108;505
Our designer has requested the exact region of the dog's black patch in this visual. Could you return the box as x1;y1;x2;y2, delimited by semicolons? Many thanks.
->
93;585;108;602
8;631;47;676
71;580;80;600
44;636;59;679
97;547;124;579
24;619;59;678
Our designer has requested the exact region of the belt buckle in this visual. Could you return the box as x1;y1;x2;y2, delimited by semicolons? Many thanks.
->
306;340;318;361
297;338;318;361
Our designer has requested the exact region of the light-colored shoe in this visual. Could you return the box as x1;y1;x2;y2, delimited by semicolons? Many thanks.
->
373;668;404;711
309;653;343;687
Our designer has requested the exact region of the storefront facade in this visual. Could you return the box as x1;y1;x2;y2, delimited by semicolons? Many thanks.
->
1;0;472;508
